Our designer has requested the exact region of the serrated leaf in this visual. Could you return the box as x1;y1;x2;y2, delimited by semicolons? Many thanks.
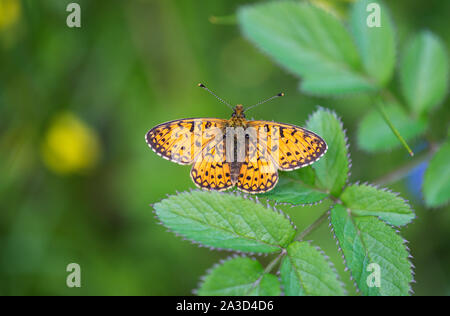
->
400;31;449;115
330;204;413;296
350;0;396;86
238;1;375;95
247;274;281;296
340;184;414;226
262;167;329;205
357;103;427;152
153;191;296;253
279;255;302;296
423;142;450;207
306;108;349;196
197;257;280;296
280;241;345;296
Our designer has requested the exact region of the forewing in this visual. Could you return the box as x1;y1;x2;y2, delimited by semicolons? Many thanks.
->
248;121;327;171
146;118;227;165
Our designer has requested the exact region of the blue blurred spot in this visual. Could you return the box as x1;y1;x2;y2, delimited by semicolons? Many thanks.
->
406;161;428;203
405;141;430;203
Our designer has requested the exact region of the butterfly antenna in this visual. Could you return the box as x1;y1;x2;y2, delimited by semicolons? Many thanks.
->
244;92;284;112
198;83;234;110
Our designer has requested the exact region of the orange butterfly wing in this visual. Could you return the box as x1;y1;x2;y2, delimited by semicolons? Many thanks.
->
190;140;233;191
236;155;278;193
146;118;227;165
146;118;326;194
234;130;278;193
247;121;327;171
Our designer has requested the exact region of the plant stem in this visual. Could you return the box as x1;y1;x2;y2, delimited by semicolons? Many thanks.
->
374;146;438;186
245;250;286;295
297;210;329;241
264;249;286;274
374;100;415;157
381;89;407;111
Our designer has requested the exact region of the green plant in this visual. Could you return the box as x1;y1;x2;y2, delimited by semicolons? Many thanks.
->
153;107;414;296
237;0;449;207
152;0;449;296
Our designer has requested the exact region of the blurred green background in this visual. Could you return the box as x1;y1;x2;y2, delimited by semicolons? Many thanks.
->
0;0;449;295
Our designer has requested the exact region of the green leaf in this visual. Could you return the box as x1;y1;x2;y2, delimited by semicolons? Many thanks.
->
247;274;281;296
280;241;345;296
350;0;396;86
357;103;427;152
400;31;449;115
330;204;413;296
262;167;329;205
340;183;415;226
237;1;375;95
423;142;450;207
306;108;349;196
197;257;280;296
279;256;302;296
153;190;296;253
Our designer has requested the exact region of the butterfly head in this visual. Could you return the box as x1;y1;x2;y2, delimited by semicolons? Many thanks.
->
229;104;247;127
232;105;246;119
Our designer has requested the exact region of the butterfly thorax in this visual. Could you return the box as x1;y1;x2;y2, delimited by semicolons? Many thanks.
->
227;104;248;128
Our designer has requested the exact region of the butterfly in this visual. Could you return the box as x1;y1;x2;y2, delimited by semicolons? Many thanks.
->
145;84;327;194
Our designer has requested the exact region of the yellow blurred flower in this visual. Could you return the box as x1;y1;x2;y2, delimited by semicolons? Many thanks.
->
0;0;21;31
41;112;101;175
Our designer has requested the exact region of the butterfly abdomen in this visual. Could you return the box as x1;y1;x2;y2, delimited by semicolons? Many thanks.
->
230;136;244;183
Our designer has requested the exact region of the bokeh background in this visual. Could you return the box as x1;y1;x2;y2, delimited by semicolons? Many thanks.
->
0;0;449;295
